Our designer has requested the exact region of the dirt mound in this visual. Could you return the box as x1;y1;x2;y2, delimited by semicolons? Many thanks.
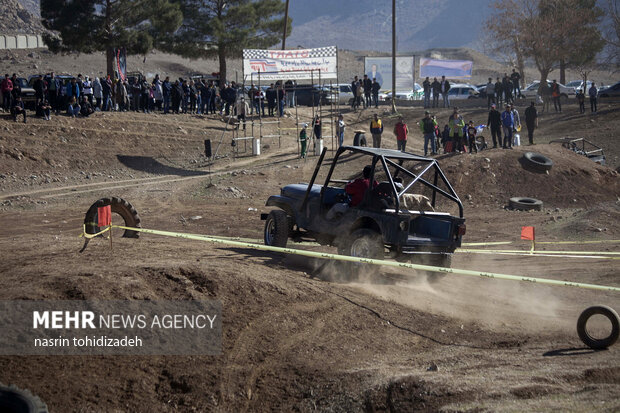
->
0;0;45;34
434;145;620;209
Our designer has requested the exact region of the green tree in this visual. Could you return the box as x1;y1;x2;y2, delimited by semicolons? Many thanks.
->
41;0;182;77
169;0;291;83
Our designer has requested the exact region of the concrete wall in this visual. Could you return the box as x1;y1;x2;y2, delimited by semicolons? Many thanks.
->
0;34;45;49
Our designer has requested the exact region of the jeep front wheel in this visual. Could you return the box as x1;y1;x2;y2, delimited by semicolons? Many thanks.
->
264;210;289;247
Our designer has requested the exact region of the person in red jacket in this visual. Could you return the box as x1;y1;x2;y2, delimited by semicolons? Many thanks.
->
393;116;409;152
1;74;13;111
345;165;377;207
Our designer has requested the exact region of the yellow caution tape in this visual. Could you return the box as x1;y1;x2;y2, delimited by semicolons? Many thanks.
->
79;224;110;239
460;248;620;256
100;224;620;292
457;249;620;260
461;241;513;246
535;239;620;245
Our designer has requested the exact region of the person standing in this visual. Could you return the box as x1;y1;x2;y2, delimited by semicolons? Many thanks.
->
162;76;171;113
48;72;61;114
492;77;501;107
487;104;502;148
539;81;551;113
422;76;431;108
299;123;308;158
524;101;538;145
363;74;372;108
313;115;322;142
501;104;514;149
419;110;437;156
466;121;478;154
485;77;495;109
1;73;13;111
266;83;276;116
510;69;521;98
369;113;383;148
351;76;359;109
394;116;408;152
82;76;93;106
336;114;345;147
576;89;585;114
431;77;441;108
440;75;450;108
371;78;380;108
589;82;598;113
93;77;103;110
551;79;561;112
448;107;465;151
33;74;46;107
502;74;512;104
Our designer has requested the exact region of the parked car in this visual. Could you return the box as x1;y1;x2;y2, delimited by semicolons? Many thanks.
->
325;84;355;105
294;84;328;106
597;81;620;98
393;83;423;100
565;80;592;93
447;84;479;100
522;80;576;102
14;77;36;108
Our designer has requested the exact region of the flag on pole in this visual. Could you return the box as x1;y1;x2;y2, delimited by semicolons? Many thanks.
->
521;226;535;240
97;205;112;227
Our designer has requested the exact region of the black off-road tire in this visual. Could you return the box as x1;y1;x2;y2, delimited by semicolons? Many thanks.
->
84;197;141;238
414;253;452;283
577;305;620;350
353;132;367;147
0;383;48;413
509;197;543;211
522;152;553;173
335;228;384;281
264;210;289;248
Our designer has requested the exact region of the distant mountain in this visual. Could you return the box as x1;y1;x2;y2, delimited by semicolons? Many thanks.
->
287;0;491;52
16;0;40;17
2;0;45;34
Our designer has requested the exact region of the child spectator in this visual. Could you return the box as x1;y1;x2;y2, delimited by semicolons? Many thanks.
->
67;96;80;117
467;120;478;154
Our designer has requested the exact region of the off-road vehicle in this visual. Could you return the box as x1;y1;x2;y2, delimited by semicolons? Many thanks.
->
261;146;466;274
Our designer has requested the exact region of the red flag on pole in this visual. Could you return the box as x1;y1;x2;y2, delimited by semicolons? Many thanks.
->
97;205;112;227
521;226;535;241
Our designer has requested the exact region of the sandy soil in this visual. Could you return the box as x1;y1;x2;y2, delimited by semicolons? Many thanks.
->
0;99;619;412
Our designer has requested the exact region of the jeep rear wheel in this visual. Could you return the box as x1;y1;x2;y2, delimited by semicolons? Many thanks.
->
336;229;384;280
413;253;452;283
264;210;289;247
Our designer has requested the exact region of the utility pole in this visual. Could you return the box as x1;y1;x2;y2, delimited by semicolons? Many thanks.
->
281;0;290;50
391;0;397;114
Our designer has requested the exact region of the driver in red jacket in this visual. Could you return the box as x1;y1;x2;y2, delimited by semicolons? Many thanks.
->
345;165;377;206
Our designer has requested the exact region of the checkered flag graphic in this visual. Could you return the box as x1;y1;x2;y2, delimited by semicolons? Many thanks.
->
243;46;337;59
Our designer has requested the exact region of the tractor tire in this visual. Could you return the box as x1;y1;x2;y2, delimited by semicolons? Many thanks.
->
264;210;289;248
509;197;543;211
577;305;620;350
0;383;48;413
353;132;367;147
84;197;141;238
522;152;553;173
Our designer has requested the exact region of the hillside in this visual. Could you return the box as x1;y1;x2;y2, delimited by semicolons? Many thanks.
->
2;0;45;34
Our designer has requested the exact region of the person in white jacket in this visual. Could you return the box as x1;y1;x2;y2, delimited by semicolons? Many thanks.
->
82;76;93;106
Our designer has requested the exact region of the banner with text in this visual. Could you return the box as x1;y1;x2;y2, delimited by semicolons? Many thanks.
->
364;56;414;91
243;46;337;81
419;57;473;79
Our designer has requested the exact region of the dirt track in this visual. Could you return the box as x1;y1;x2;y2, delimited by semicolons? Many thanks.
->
0;102;619;412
